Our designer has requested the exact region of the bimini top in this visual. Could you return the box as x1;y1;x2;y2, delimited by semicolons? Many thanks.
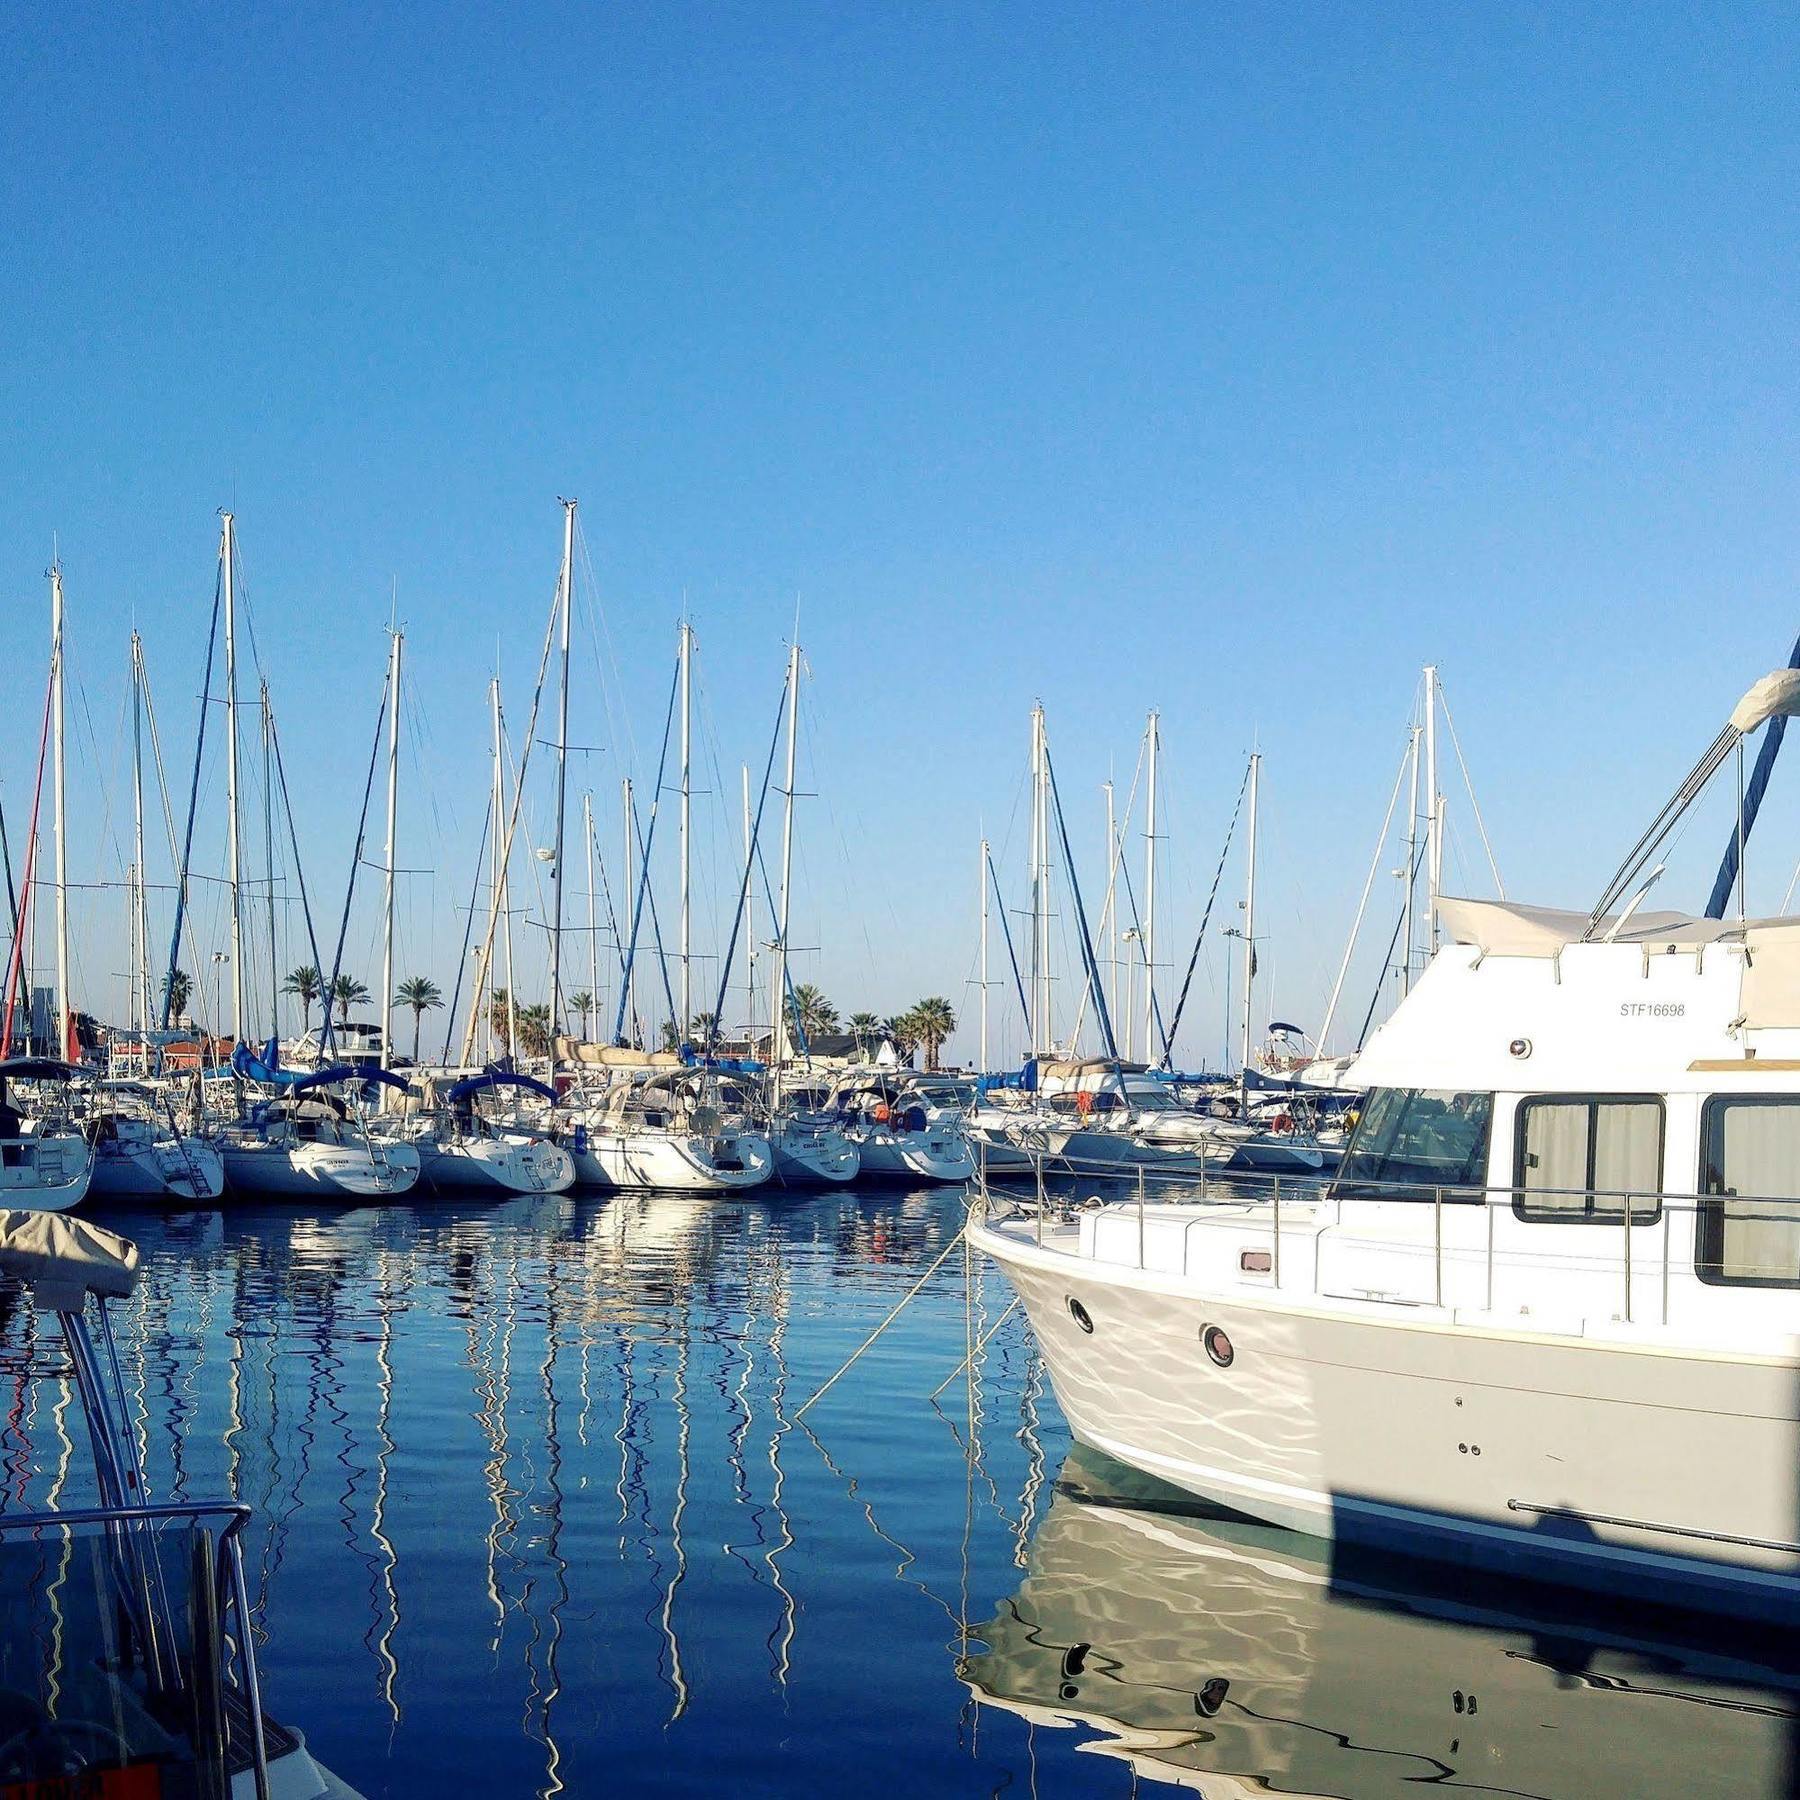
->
1433;894;1800;1033
0;1210;139;1308
446;1070;558;1105
1433;895;1800;956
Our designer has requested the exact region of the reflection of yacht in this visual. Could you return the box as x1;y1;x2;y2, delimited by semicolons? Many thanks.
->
81;1081;225;1202
970;675;1800;1622
0;1058;93;1211
0;1210;360;1797
965;1448;1800;1799
817;1073;973;1183
216;1069;421;1199
559;1066;772;1193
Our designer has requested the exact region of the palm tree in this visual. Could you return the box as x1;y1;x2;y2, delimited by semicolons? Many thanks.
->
515;1003;552;1058
331;973;371;1027
882;1013;917;1062
688;1011;718;1049
568;990;596;1039
907;997;957;1070
786;983;837;1049
162;967;192;1023
394;975;443;1062
847;1011;882;1056
488;986;513;1053
282;964;322;1034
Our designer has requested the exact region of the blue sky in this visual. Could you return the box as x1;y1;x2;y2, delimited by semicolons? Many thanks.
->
3;3;1797;1065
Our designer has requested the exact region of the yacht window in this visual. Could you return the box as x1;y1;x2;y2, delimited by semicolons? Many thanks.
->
1514;1097;1663;1223
1333;1088;1492;1201
1698;1098;1800;1288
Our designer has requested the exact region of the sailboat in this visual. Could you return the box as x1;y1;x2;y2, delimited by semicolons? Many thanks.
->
81;1079;224;1202
390;1070;576;1195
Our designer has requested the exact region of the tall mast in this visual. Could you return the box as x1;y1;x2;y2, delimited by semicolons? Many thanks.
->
379;629;402;1072
741;765;754;1044
622;777;636;1044
1104;779;1118;1047
221;513;244;1044
583;791;598;1037
262;683;278;1044
979;838;990;1073
1036;706;1046;1054
1423;663;1441;952
773;642;800;1096
50;561;70;1062
549;499;575;1058
1402;722;1421;997
1240;752;1260;1078
1142;710;1159;1066
130;633;149;1037
491;678;518;1060
678;618;692;1036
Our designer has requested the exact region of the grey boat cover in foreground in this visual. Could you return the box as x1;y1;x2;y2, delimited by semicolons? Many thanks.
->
0;1209;139;1306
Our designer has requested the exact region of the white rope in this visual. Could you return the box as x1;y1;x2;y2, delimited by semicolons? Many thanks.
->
792;1225;967;1420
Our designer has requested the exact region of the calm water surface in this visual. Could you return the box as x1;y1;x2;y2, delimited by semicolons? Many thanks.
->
4;1185;1794;1797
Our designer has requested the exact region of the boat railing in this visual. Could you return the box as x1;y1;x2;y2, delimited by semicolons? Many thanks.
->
970;1140;1800;1329
0;1499;272;1799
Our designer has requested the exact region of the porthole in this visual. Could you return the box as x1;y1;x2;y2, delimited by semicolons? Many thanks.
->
1066;1296;1094;1334
1201;1323;1235;1368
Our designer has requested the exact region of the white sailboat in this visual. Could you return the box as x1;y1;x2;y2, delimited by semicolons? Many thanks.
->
970;667;1800;1622
82;1081;224;1202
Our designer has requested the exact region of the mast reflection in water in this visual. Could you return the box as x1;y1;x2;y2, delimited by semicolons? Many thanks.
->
0;1185;1787;1797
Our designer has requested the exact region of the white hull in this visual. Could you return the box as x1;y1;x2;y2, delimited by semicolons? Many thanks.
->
220;1138;420;1200
0;1133;93;1212
770;1122;859;1186
416;1135;574;1195
572;1128;773;1193
88;1136;226;1203
971;1213;1800;1621
853;1127;973;1183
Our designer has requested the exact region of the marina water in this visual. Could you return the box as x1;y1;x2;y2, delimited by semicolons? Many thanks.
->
2;1184;1793;1797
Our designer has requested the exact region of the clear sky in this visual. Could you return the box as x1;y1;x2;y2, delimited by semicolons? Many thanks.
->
3;3;1797;1067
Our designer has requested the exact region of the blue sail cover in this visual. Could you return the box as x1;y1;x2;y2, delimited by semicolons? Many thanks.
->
1707;629;1800;918
231;1037;309;1086
446;1070;558;1106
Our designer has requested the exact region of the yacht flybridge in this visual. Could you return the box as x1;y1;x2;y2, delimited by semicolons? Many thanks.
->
970;667;1800;1621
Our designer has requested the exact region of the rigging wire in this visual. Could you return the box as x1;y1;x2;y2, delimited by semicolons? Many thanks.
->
1161;756;1252;1068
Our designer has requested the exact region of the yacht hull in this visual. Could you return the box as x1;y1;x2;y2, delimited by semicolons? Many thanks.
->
417;1137;574;1195
971;1218;1800;1622
89;1138;226;1203
853;1129;973;1184
573;1130;773;1193
220;1140;420;1200
770;1124;859;1186
0;1134;92;1213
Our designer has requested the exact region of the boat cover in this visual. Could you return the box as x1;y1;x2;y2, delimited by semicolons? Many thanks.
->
0;1210;139;1307
1435;895;1800;1028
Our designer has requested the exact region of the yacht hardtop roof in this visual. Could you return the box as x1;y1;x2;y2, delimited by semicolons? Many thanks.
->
1435;895;1800;957
0;1210;139;1306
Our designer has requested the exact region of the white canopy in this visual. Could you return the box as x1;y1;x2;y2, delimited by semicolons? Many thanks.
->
1730;669;1800;735
0;1210;139;1308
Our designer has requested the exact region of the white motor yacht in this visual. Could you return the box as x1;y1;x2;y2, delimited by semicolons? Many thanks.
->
969;672;1800;1622
0;1209;361;1796
0;1058;93;1212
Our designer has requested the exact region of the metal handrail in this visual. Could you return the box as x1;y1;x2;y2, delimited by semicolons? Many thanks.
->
970;1164;1800;1326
